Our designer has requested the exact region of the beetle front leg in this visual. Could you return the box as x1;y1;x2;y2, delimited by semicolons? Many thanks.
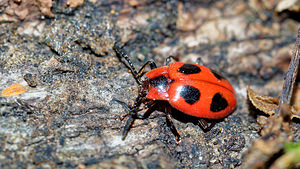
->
135;100;157;119
122;101;157;140
122;113;135;140
121;95;143;140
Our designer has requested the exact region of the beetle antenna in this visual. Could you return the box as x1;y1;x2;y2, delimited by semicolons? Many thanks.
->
113;43;140;84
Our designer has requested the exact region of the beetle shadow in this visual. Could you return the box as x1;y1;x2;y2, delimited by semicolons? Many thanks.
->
156;101;222;132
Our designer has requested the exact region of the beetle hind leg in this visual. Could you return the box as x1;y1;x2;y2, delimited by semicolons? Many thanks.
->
165;105;181;143
197;118;216;131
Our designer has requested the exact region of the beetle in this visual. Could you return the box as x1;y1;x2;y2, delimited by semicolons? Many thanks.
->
113;44;236;143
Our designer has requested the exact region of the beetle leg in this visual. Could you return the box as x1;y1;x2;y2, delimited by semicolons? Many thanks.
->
197;119;216;131
137;61;157;77
122;100;157;120
165;106;181;143
122;96;143;140
121;107;149;120
135;101;158;119
122;112;135;140
122;100;158;141
166;114;181;144
122;88;153;139
112;98;148;120
111;98;131;120
195;57;204;65
112;98;135;120
165;55;178;65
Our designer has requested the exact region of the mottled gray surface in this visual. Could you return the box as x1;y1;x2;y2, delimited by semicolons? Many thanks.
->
0;1;299;168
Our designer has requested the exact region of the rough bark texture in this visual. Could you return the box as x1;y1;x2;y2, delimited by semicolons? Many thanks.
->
0;0;299;168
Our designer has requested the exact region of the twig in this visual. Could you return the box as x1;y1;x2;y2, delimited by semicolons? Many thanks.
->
275;29;300;115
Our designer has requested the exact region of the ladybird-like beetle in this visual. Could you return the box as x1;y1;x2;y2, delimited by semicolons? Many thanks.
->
114;44;236;143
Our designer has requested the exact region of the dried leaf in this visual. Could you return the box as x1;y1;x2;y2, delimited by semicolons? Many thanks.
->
247;86;300;120
247;86;278;115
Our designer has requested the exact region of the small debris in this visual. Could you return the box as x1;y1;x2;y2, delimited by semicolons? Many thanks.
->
24;73;38;87
1;84;27;97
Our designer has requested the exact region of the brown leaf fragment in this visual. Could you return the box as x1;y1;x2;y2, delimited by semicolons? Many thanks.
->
247;86;300;121
291;106;300;119
291;86;300;118
256;116;268;126
66;0;84;8
260;114;284;136
253;134;285;155
38;0;54;17
247;86;278;116
243;106;294;168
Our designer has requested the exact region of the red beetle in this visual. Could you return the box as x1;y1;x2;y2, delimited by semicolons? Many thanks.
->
114;44;236;143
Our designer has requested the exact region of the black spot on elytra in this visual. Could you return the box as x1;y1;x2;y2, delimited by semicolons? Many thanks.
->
149;75;169;91
210;93;228;112
211;69;224;80
178;64;201;75
180;85;200;105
